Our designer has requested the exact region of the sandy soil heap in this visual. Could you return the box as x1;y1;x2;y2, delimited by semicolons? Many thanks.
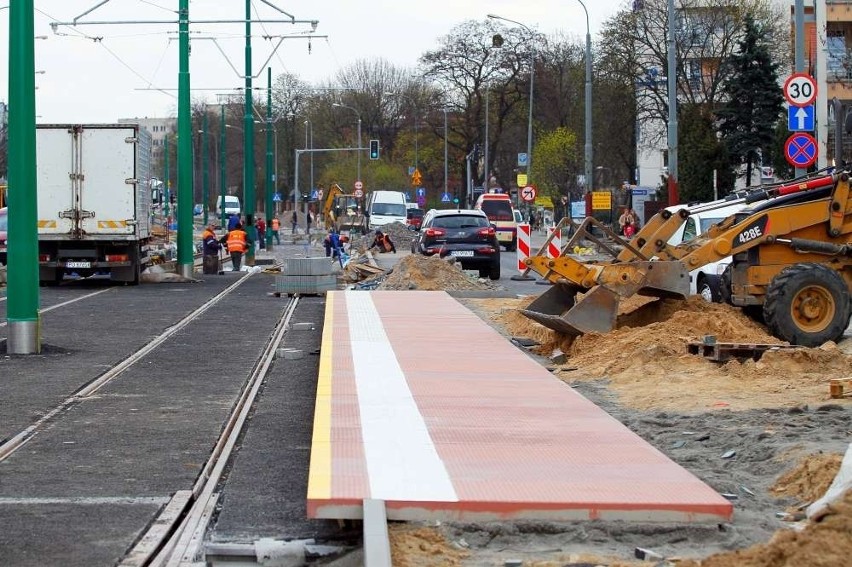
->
378;254;495;291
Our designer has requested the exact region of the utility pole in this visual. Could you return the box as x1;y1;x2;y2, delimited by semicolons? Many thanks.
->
243;0;256;265
176;0;193;278
794;0;806;178
202;111;209;226
220;104;226;230
6;0;40;354
265;67;274;250
666;0;679;205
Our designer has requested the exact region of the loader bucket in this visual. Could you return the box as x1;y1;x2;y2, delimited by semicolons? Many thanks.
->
521;284;620;336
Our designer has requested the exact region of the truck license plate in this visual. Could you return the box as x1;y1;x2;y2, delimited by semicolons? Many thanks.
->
65;261;91;269
451;250;474;257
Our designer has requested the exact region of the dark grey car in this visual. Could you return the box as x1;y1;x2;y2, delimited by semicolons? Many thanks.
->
412;209;501;280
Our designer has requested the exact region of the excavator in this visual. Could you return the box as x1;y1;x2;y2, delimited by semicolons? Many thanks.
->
521;170;852;347
322;183;367;234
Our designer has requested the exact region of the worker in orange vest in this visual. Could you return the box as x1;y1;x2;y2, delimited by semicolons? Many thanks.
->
221;222;251;271
270;216;281;245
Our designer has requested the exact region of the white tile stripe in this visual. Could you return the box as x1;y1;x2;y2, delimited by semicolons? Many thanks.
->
345;291;458;502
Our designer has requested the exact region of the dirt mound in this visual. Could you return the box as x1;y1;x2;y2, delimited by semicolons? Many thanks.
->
378;254;494;291
389;525;468;566
679;489;852;567
475;296;852;411
772;453;844;503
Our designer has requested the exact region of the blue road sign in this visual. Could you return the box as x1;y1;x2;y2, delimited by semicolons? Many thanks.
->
310;190;318;200
408;166;415;176
787;105;814;131
784;132;818;168
404;192;411;201
517;152;529;167
416;187;426;198
272;192;282;202
441;192;451;203
417;195;426;206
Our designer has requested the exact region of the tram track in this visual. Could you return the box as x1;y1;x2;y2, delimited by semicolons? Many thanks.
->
120;296;301;567
0;271;255;462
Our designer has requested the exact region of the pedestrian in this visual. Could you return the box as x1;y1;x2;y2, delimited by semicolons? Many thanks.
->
291;209;298;234
256;217;266;250
369;229;396;253
618;208;635;236
221;222;251;271
201;224;222;275
306;210;313;235
270;216;281;244
324;228;341;258
228;213;239;231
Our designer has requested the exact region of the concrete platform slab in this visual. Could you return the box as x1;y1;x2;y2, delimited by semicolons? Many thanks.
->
307;291;733;523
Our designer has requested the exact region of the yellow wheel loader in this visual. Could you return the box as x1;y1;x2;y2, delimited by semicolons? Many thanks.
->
522;172;852;347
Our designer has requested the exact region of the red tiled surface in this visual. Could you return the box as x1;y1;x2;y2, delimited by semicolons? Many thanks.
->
308;291;733;522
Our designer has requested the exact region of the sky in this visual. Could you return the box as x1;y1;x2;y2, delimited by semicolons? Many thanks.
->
1;0;627;123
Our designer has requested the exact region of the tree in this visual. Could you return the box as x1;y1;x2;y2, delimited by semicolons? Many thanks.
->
678;103;734;202
717;15;784;186
530;127;581;201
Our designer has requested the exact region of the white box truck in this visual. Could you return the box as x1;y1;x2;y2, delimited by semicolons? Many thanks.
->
366;190;407;230
216;195;241;217
36;124;154;284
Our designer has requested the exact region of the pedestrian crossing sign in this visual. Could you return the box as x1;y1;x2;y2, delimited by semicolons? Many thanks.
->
441;192;451;203
311;190;318;200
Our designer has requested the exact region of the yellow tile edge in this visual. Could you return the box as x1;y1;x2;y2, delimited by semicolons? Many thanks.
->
307;290;334;500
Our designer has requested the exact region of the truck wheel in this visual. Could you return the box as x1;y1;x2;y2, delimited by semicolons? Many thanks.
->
763;263;851;347
506;237;517;252
719;265;733;305
697;275;719;303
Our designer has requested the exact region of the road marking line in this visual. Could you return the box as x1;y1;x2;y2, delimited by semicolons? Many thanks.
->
346;292;457;502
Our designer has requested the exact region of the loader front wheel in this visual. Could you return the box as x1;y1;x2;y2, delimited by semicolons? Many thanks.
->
764;263;850;347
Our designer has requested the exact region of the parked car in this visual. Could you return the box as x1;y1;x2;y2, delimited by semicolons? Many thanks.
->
411;209;501;280
406;207;424;230
0;207;6;265
666;201;749;302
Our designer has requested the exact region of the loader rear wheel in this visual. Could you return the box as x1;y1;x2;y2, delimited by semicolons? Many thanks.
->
719;265;733;305
763;263;850;347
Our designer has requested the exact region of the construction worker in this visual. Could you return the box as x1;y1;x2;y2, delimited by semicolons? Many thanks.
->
201;224;221;275
369;229;396;253
221;222;251;271
270;216;281;245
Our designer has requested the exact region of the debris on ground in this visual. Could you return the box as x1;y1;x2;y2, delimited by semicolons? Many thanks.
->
389;525;469;567
340;250;386;283
377;254;495;291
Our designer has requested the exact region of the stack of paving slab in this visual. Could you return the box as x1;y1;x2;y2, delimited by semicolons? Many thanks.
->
275;257;337;295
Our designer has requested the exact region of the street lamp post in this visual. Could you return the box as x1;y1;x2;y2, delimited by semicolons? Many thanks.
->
305;120;314;195
573;0;593;193
443;107;449;196
488;14;535;185
332;103;361;182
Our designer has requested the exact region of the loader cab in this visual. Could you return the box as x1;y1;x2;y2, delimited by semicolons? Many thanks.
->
666;201;749;302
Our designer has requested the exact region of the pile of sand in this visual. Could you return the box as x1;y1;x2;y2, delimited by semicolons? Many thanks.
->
474;296;852;411
679;489;852;567
389;525;469;567
378;255;494;291
772;453;844;504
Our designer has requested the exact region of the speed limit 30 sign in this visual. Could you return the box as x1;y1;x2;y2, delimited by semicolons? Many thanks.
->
784;73;817;107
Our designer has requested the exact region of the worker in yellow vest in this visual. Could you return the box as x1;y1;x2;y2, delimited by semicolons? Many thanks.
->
221;222;251;271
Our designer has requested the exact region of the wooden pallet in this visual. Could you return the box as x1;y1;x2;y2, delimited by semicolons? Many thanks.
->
687;339;798;362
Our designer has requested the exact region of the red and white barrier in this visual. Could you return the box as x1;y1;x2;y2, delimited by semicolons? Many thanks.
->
516;223;531;273
547;227;562;259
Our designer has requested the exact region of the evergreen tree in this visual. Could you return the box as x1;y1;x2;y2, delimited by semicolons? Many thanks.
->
679;104;735;203
717;15;785;187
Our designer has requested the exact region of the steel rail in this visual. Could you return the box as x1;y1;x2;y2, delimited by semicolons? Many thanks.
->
123;297;300;567
0;272;255;462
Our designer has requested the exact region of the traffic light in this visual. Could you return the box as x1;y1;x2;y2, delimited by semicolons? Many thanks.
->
369;139;380;160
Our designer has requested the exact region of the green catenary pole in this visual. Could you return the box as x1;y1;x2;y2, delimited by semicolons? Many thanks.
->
164;134;170;218
202;111;209;226
265;66;273;250
243;0;256;265
176;0;193;278
220;104;226;230
7;0;41;354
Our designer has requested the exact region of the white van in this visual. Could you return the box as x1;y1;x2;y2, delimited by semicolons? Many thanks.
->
367;190;407;230
666;200;749;302
217;195;241;217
